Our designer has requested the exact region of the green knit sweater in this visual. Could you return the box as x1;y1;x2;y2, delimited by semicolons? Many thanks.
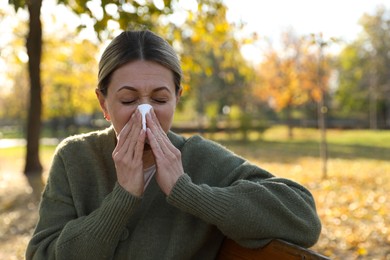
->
26;127;321;259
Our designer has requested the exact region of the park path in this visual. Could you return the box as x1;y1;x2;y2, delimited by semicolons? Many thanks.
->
0;138;59;149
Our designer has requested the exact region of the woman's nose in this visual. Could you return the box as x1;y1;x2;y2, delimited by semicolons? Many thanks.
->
138;98;152;106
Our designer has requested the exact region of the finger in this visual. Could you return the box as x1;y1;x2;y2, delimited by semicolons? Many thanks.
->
146;113;178;158
116;112;136;149
146;127;183;196
147;125;177;164
114;111;141;156
146;111;166;142
117;119;130;140
126;111;142;152
133;129;146;162
149;110;176;147
146;127;164;158
145;118;166;155
149;109;165;133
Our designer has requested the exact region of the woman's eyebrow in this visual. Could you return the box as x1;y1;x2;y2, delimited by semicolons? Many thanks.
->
117;86;171;94
152;86;172;94
117;86;137;92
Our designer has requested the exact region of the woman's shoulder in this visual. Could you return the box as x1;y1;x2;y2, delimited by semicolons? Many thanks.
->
55;127;115;154
168;131;240;159
168;131;222;149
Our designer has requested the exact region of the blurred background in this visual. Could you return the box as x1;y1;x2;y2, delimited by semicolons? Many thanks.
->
1;0;389;259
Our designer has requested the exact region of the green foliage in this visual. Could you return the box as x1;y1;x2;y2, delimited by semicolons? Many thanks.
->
5;0;254;128
172;0;255;119
56;0;174;40
238;112;252;141
336;6;390;123
334;42;368;117
8;0;25;12
205;102;219;119
228;105;242;121
6;0;389;131
0;16;29;121
0;17;100;123
42;37;100;120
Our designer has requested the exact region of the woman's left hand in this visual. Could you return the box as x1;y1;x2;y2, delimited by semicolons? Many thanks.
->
146;110;184;195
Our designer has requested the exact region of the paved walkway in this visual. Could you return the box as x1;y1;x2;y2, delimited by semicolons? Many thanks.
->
0;138;59;149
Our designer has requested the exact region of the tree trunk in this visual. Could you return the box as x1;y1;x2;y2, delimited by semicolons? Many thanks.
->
369;74;378;130
285;106;294;139
318;94;328;179
316;38;328;180
24;0;44;197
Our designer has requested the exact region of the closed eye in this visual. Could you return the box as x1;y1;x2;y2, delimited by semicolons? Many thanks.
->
153;99;167;104
121;100;137;105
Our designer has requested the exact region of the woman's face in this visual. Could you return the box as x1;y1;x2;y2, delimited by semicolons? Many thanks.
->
97;60;181;136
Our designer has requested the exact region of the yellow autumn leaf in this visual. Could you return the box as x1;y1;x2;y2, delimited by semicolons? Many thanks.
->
357;247;368;256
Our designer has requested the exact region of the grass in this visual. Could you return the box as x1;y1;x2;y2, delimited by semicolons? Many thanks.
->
210;127;390;259
1;126;389;259
0;145;56;159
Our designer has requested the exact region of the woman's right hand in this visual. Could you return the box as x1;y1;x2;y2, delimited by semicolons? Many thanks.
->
112;110;146;197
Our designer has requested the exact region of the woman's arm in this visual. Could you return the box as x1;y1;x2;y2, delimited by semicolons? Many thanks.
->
167;136;321;249
26;153;140;260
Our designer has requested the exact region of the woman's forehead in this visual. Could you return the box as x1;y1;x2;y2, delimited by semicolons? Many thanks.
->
109;60;175;92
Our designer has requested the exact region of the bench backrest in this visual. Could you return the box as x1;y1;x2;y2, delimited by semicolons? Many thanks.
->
217;238;330;260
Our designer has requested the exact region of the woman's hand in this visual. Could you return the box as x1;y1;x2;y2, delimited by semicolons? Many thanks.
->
146;110;184;195
112;110;146;197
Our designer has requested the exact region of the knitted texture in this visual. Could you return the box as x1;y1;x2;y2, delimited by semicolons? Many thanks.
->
26;127;321;259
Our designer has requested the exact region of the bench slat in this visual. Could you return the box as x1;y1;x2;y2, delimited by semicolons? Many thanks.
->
217;238;330;260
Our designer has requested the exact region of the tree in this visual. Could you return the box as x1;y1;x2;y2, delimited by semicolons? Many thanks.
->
334;41;369;119
254;30;333;142
42;35;100;135
9;0;243;193
8;0;176;194
0;17;99;130
0;15;29;123
8;0;45;194
172;0;255;131
255;31;309;139
359;6;390;128
308;33;334;179
336;6;390;129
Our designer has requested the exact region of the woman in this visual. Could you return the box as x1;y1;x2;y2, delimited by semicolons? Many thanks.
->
26;30;321;259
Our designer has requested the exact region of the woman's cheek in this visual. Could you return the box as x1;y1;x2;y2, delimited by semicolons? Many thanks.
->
160;111;175;133
115;107;136;135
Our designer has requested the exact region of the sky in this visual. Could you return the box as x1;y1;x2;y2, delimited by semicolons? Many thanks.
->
224;0;389;40
223;0;390;63
1;0;390;64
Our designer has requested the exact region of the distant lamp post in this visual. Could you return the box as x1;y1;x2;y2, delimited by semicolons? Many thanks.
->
311;33;335;180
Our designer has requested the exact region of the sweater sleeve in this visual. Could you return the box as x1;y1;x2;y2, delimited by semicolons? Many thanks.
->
26;151;141;260
166;136;321;249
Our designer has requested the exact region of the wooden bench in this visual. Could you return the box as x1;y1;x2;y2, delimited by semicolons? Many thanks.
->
217;238;330;260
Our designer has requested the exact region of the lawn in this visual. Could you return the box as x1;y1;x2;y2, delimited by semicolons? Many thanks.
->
1;126;389;259
214;127;390;259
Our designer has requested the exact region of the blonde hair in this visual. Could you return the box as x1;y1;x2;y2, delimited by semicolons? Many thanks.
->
98;30;182;96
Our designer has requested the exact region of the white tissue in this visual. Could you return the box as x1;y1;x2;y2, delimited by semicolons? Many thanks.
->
138;104;152;130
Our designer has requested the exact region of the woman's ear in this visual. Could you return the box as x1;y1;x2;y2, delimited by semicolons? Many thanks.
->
176;87;183;105
95;89;110;121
